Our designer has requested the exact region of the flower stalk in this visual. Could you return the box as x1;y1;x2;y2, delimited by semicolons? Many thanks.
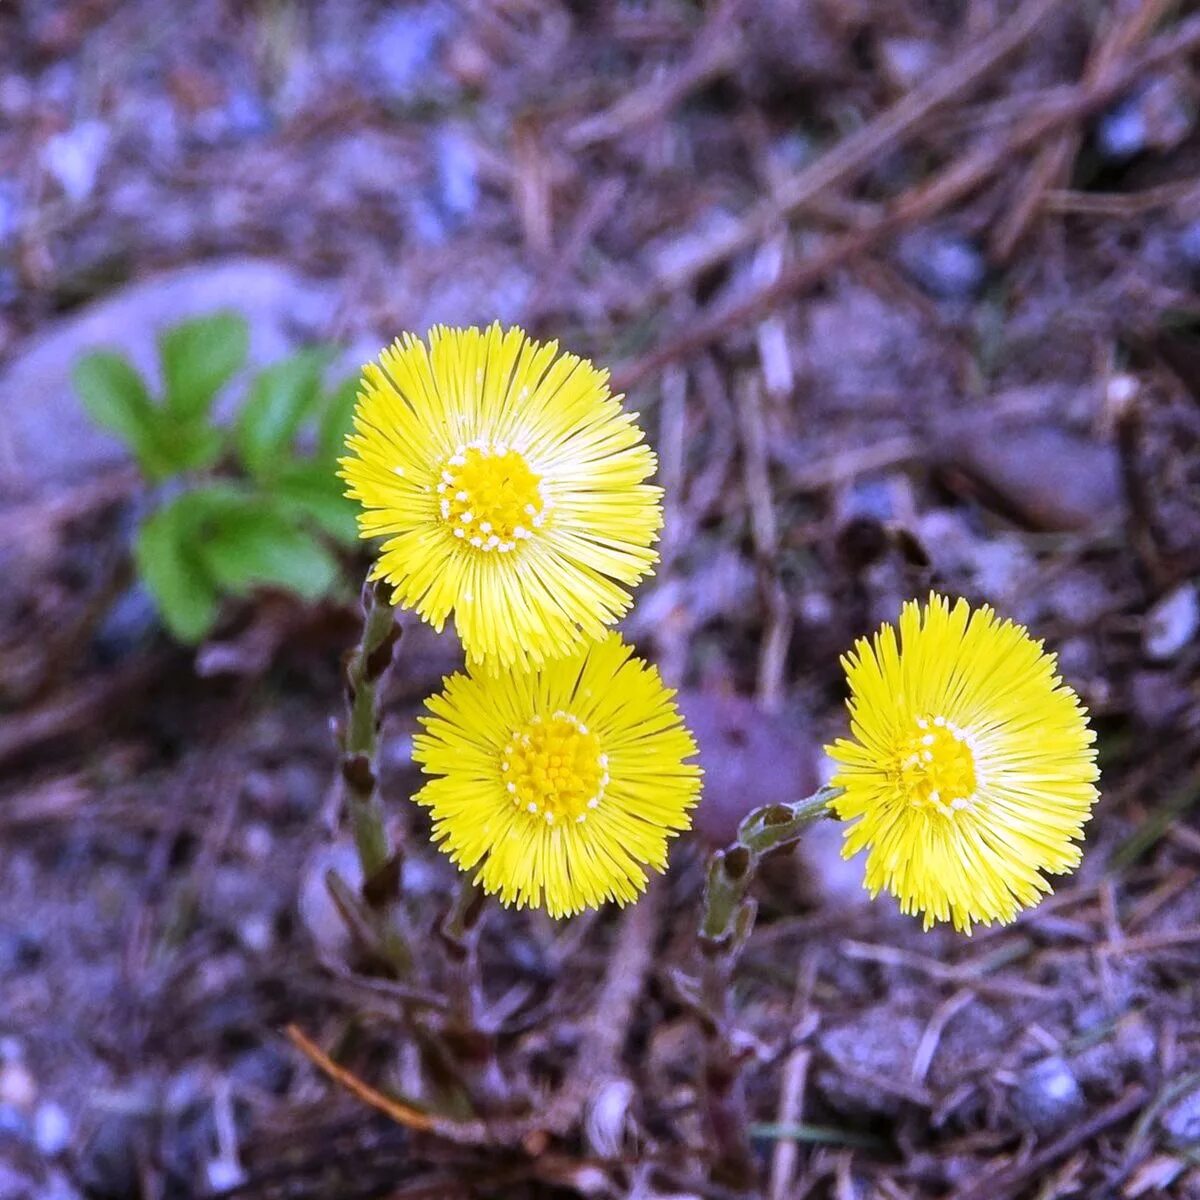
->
340;577;401;883
700;786;842;944
695;785;842;1188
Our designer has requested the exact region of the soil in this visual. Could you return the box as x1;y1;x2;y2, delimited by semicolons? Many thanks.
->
1;2;1199;1199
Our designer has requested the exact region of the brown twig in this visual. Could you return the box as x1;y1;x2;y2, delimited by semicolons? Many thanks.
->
735;374;790;711
989;0;1176;262
652;0;1064;291
611;11;1200;393
767;1048;811;1200
286;1023;440;1134
955;1085;1149;1200
564;0;744;150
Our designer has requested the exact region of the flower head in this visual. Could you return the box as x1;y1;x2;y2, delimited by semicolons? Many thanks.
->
341;325;661;669
826;594;1099;933
413;632;701;917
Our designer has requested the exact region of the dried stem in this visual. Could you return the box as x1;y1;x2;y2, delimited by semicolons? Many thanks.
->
438;878;509;1107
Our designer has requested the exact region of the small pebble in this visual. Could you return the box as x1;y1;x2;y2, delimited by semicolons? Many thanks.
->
1097;101;1146;160
0;1104;30;1135
433;124;478;223
41;120;109;204
34;1102;71;1157
1179;221;1200;269
242;823;273;863
298;843;363;958
92;583;160;664
1143;583;1198;662
897;229;986;300
1162;1085;1200;1146
1013;1056;1083;1131
237;914;273;955
0;1062;36;1110
206;1158;246;1192
368;4;456;101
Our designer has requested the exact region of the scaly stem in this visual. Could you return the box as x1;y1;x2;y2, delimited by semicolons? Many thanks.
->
335;576;414;976
341;577;401;881
701;786;842;944
696;785;843;1189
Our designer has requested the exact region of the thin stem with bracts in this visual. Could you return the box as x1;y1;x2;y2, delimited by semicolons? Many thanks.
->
340;577;401;882
694;785;843;1188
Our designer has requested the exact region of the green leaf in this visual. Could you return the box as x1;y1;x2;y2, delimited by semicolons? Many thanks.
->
165;421;224;474
317;372;361;463
134;495;223;642
73;352;174;480
197;500;340;601
235;347;332;478
158;312;249;421
271;463;359;544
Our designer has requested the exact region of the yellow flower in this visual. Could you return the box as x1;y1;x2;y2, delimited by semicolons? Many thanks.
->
340;324;661;669
413;633;701;918
826;594;1099;934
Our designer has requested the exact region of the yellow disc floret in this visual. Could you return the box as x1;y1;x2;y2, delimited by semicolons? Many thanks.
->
895;716;979;815
501;712;608;824
437;442;548;552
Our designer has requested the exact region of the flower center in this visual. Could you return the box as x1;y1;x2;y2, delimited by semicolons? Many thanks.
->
894;715;978;815
436;442;548;552
501;711;608;826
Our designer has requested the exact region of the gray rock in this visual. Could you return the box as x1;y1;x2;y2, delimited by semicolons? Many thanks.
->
298;842;363;960
1143;583;1198;662
796;812;873;911
1162;1085;1200;1147
433;123;479;225
0;259;334;495
817;1014;924;1118
367;4;458;102
680;691;819;845
33;1102;70;1157
91;582;160;664
1098;75;1195;161
40;121;109;205
879;37;940;91
1097;101;1147;160
897;229;986;300
77;1112;144;1199
939;423;1123;534
1180;221;1200;269
1013;1057;1083;1131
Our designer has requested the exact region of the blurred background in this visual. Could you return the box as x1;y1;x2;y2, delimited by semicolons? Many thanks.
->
1;2;1200;1198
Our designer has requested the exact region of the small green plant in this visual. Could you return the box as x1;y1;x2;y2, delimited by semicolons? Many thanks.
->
74;311;359;642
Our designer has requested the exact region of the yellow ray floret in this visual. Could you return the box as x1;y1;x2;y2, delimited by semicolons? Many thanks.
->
825;594;1100;934
340;324;662;669
412;632;702;918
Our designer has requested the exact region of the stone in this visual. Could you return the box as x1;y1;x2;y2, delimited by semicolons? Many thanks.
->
1012;1057;1084;1131
1143;583;1198;662
680;692;819;845
1162;1085;1200;1146
939;422;1123;534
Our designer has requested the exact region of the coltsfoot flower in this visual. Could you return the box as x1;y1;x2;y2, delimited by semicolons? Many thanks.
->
413;632;701;917
826;594;1100;933
340;324;662;669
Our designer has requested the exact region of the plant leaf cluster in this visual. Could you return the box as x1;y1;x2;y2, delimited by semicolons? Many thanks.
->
74;312;360;641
